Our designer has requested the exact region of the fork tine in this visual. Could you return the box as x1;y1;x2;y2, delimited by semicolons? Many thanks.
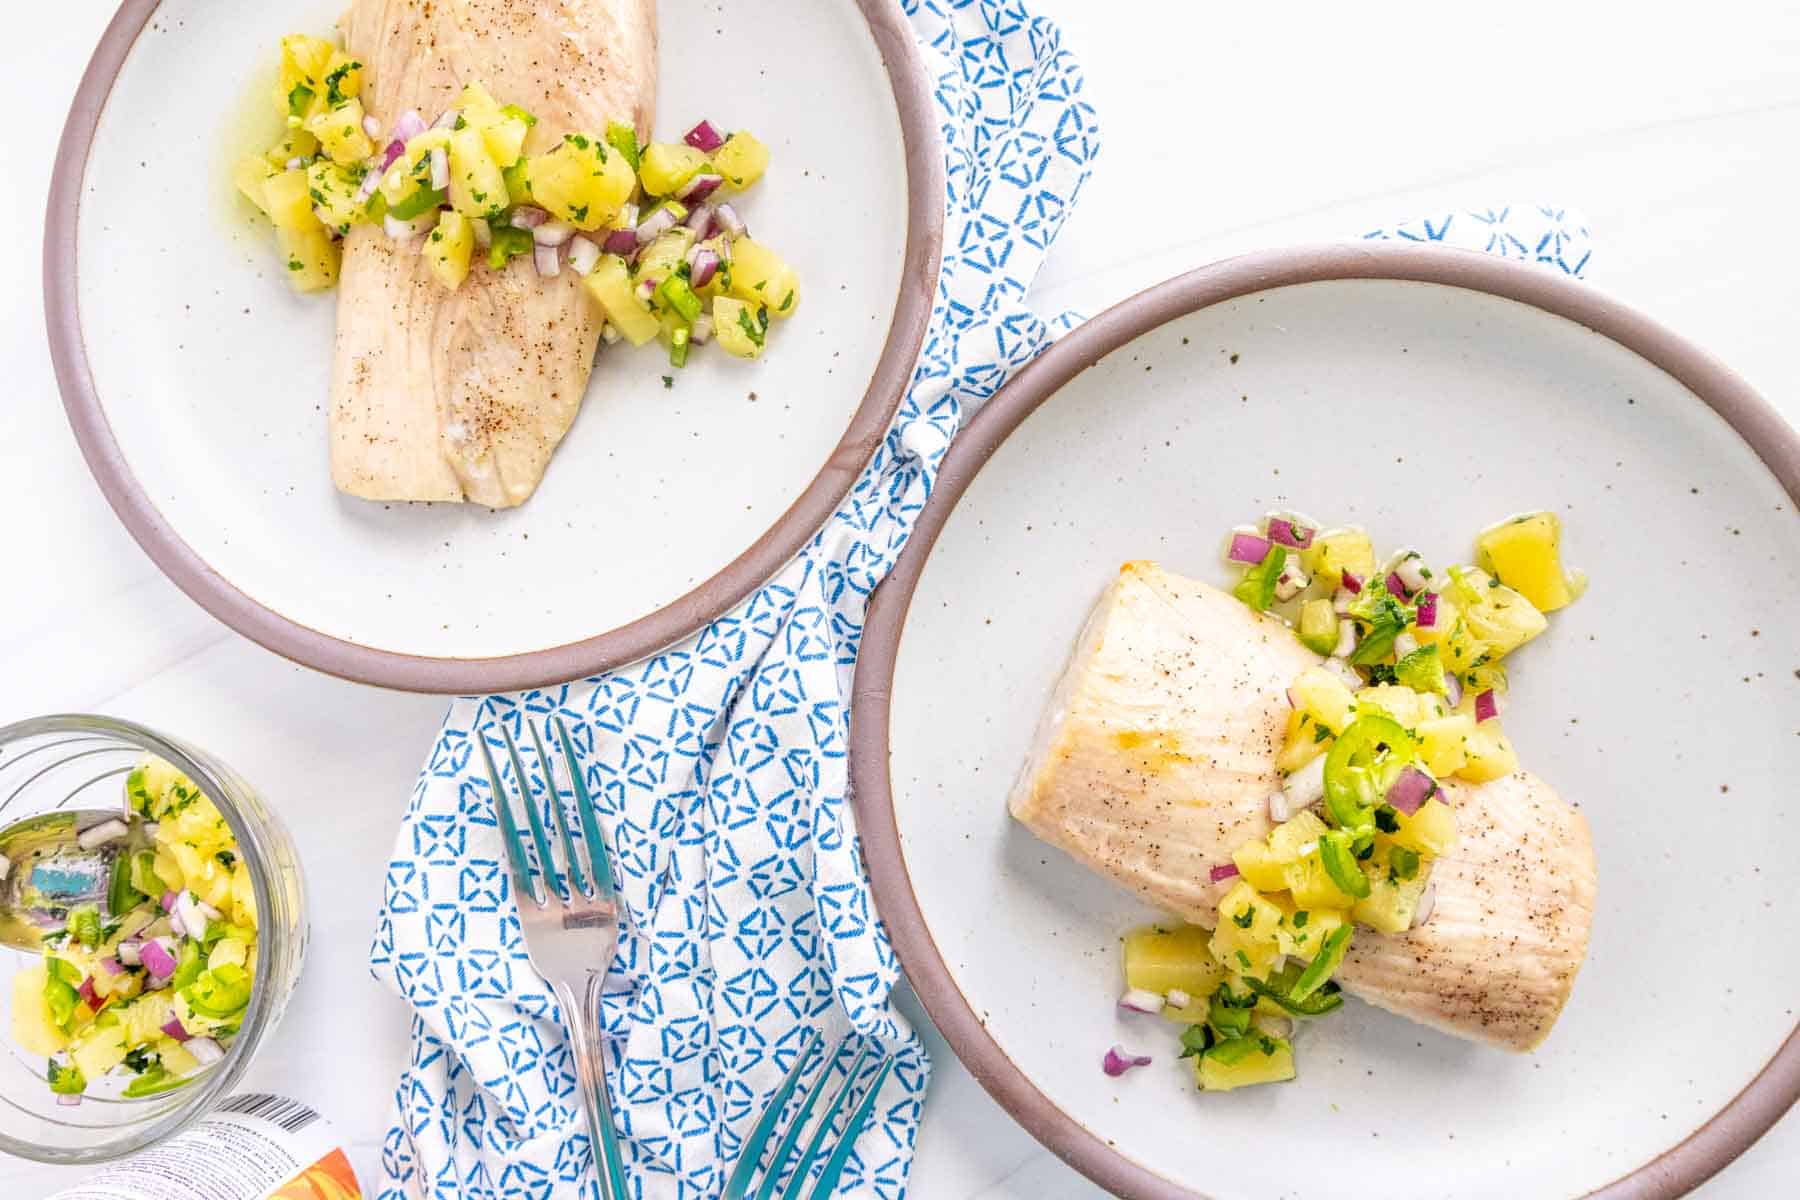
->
480;735;538;905
776;1045;872;1200
502;723;565;900
526;719;590;897
804;1057;896;1200
752;1039;846;1200
554;716;617;899
721;1029;823;1200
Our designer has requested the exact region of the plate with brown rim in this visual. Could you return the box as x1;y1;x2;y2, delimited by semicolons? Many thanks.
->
851;244;1800;1199
47;0;941;692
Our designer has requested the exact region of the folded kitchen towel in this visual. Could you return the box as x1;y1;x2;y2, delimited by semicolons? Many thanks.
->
1361;204;1592;276
367;3;1100;1198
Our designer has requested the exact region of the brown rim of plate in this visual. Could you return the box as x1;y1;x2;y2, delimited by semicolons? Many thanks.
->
849;242;1800;1200
45;0;945;695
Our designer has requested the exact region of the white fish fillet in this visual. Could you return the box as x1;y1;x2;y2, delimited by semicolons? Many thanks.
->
1008;560;1596;1051
332;0;658;507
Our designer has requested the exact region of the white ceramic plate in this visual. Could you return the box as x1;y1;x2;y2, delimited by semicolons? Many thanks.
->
49;0;940;691
852;246;1800;1199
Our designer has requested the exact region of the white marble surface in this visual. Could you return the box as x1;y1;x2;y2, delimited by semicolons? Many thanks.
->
4;1;1796;1195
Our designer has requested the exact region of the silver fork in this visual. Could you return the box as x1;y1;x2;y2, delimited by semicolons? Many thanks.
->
722;1031;897;1200
481;716;630;1200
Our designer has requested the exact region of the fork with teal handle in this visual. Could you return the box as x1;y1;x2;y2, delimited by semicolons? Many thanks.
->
482;716;630;1200
722;1030;897;1200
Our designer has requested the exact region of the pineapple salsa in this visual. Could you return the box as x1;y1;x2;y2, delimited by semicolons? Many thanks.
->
1108;511;1582;1092
234;34;799;366
9;759;258;1102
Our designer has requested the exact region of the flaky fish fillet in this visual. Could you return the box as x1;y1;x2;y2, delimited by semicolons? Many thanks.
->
332;0;657;507
1008;560;1596;1051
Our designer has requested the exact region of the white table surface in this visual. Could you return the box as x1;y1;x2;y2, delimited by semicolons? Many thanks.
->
5;2;1796;1195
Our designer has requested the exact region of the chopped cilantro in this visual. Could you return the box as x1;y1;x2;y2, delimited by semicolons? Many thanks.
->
1231;907;1255;930
1293;910;1310;928
737;307;766;349
779;289;794;312
286;84;314;119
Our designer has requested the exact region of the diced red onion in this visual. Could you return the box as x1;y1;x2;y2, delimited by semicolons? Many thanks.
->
431;108;459;130
1341;570;1364;594
362;115;383;139
1273;557;1309;601
56;1094;81;1108
384;211;439;240
1333;620;1357;659
689;248;720;289
1166;988;1193;1010
379;139;407;172
357;168;384;202
534;244;561;277
1416;592;1438;629
1474;689;1499;723
1260;1015;1296;1040
634;206;677;245
77;978;98;1008
392;110;427;142
684;202;715;233
1386;572;1409;598
428;148;450;191
677;173;723;204
533;220;575;247
1443;673;1463;708
161;1016;191;1043
116;939;142;966
1267;518;1315;549
510;206;549;230
599;323;621;345
187;1038;225;1067
636;277;659;303
1209;863;1240;883
175;892;217;940
1396;555;1430;593
1285;753;1327;808
1117;988;1166;1015
99;957;125;976
160;891;177;913
1386;765;1437;815
1332;589;1355;615
603;228;639;255
1267;790;1292;823
566;236;601;277
140;937;178;981
284;156;307;172
1227;532;1271;564
618;203;640;229
1102;1045;1153;1077
690;314;714;345
76;818;129;851
1412;882;1437;928
471;217;492;249
683;120;726;153
167;908;187;939
714;203;747;237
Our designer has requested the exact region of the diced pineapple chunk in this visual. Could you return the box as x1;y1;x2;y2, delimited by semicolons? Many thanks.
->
231;862;258;930
379;129;450;206
234;155;279;218
1352;846;1431;933
1446;567;1547;659
320;51;364;103
1274;709;1326;774
158;1037;200;1077
424;211;475;291
1267;811;1330;866
275;34;335;114
1209;882;1285;976
261;169;315;232
635;227;697;286
638;141;711;196
277;224;341;293
1271;898;1346;959
727;237;799;318
119;992;172;1048
1291;666;1354;734
1286;850;1358;911
305;98;374;165
1302;528;1375;586
11;967;69;1056
306;160;368;232
1476;511;1580;613
447;127;508;219
1417;712;1474;777
71;1025;127;1081
1388;797;1458;856
1456;725;1519;782
583;255;661;346
1122;925;1226;1003
1231;840;1289;892
262;126;320;169
1196;1035;1295;1091
525;134;635;228
711;130;771;190
1353;683;1435;730
713;296;768;360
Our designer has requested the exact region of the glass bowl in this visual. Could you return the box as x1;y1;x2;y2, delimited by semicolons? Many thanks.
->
0;715;307;1163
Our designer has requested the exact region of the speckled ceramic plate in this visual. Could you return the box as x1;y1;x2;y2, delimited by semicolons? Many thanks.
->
48;0;940;692
851;245;1800;1199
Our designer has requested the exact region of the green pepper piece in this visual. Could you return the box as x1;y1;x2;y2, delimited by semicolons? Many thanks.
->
123;1066;192;1098
47;1059;86;1096
604;119;642;172
1318;831;1372;900
66;905;102;950
669;325;691;368
286;84;315;120
1387;845;1422;882
389;187;447;220
1395;643;1447;694
657;275;703;323
1176;1023;1214;1059
44;973;79;1028
1243;974;1345;1017
1231;545;1287;613
128;849;166;902
488;225;534;271
185;964;252;1018
500;103;538;128
171;941;206;992
501;161;532;205
1347;592;1413;665
1323;714;1414;831
1204;1034;1282;1067
1291;925;1354;1001
107;857;145;921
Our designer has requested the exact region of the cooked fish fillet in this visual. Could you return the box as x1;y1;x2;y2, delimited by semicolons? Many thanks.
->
332;0;658;507
1008;560;1596;1051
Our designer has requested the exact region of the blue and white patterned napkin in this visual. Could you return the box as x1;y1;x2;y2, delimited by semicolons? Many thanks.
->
367;4;1099;1198
1361;204;1592;275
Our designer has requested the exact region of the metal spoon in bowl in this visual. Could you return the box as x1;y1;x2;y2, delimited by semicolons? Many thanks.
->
0;810;156;952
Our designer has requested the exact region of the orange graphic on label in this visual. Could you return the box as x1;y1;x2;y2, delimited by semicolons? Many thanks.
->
270;1149;362;1200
